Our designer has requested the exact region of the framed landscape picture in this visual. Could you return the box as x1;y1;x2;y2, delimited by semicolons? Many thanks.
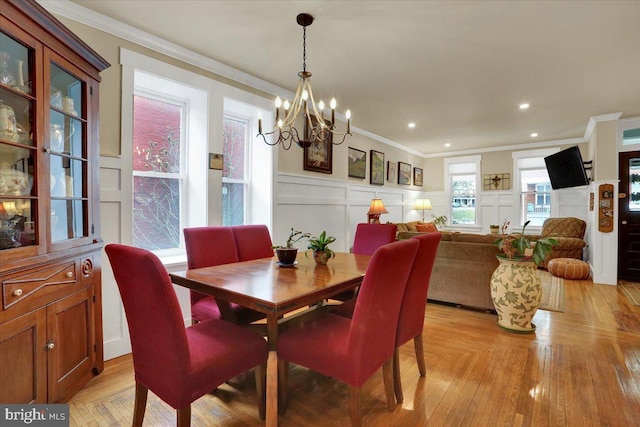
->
413;167;423;186
303;115;332;174
387;161;396;183
370;150;385;185
398;162;411;185
348;147;366;179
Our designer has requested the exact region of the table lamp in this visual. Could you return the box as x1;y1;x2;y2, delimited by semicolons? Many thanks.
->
367;198;388;223
414;198;432;222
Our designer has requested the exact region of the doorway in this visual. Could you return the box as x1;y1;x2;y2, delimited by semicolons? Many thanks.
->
618;150;640;281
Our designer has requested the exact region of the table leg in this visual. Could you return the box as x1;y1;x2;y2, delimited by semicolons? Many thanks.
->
266;313;279;427
266;351;278;427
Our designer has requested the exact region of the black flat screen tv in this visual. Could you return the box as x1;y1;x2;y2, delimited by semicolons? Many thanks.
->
544;146;590;189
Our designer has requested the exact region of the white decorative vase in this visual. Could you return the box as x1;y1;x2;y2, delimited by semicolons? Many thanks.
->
490;256;542;333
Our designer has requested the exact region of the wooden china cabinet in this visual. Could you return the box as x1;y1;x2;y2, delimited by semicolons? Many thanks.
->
0;0;109;403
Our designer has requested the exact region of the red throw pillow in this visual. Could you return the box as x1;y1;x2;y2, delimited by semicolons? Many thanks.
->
416;223;438;232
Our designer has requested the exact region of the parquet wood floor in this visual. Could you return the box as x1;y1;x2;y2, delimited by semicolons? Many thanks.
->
68;278;640;426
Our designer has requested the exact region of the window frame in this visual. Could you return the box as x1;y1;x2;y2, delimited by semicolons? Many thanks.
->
444;155;481;227
512;148;558;228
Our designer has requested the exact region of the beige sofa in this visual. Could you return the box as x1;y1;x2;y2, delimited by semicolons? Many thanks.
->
397;228;499;311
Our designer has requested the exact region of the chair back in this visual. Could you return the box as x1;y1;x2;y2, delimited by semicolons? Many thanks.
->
105;244;189;392
184;226;240;305
541;217;586;239
352;223;398;255
396;233;442;346
348;239;419;382
232;224;274;261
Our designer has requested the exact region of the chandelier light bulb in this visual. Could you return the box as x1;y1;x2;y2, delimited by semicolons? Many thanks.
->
283;100;290;110
345;109;351;119
302;90;308;101
318;100;324;111
277;119;283;128
330;98;337;110
275;97;282;108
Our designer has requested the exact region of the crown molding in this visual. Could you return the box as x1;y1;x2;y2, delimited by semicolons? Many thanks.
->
584;112;623;140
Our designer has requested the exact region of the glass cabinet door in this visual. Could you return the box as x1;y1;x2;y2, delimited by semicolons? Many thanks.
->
0;30;36;251
48;62;87;243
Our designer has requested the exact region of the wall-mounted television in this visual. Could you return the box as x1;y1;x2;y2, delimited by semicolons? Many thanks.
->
544;146;590;189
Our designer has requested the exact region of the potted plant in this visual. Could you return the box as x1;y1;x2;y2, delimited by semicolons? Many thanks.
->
431;214;447;229
273;228;310;265
306;230;336;265
490;220;557;333
490;224;500;234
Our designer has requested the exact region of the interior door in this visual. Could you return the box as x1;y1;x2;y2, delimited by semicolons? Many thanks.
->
618;151;640;281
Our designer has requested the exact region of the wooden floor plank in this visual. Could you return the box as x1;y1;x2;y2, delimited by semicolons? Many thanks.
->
67;278;640;426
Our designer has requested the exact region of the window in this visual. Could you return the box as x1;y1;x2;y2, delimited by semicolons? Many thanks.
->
222;115;249;225
513;149;556;227
132;94;185;251
445;156;480;225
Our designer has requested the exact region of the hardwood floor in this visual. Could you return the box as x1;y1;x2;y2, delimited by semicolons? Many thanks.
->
69;278;640;426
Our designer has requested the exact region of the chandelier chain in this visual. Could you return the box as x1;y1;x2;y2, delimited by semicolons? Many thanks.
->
302;25;306;73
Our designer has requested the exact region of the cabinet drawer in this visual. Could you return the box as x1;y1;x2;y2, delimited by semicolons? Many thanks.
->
2;261;81;311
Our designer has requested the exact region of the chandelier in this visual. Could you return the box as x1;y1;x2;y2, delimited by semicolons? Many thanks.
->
257;13;351;150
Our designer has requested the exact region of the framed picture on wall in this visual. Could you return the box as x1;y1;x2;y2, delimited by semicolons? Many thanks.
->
370;150;385;185
398;162;411;185
413;167;423;186
386;161;396;182
303;115;333;174
348;147;366;179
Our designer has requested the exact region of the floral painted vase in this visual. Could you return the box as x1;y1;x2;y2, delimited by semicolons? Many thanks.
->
490;256;542;333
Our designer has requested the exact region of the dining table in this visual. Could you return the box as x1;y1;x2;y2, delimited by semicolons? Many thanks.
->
169;251;371;426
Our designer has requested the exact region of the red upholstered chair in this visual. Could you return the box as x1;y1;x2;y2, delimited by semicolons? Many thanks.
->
332;233;442;403
352;222;398;255
332;222;398;302
184;227;265;324
231;224;274;261
277;239;420;426
104;244;268;427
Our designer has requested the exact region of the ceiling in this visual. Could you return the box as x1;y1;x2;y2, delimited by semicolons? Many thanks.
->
64;1;640;155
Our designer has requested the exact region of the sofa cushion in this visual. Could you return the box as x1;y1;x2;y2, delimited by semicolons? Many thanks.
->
396;223;409;233
416;223;438;232
406;221;424;232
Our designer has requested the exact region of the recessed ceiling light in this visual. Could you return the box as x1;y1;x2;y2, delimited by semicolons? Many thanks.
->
444;143;451;147
519;103;530;110
408;122;416;128
531;132;538;137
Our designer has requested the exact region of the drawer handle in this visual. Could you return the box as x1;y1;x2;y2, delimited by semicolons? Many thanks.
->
13;289;23;297
66;272;73;278
46;342;55;350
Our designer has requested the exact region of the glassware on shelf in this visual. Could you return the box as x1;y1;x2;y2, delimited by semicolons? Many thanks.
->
0;51;16;86
0;100;18;142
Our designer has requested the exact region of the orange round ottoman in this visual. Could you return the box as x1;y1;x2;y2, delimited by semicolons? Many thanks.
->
547;258;590;280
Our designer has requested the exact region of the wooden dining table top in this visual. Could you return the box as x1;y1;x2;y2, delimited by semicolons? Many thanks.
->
169;251;371;315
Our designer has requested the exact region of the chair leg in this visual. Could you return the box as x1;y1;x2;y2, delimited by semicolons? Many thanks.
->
176;405;191;427
414;332;426;376
348;386;362;427
392;346;403;403
382;359;396;411
255;362;267;420
278;359;289;415
132;382;148;427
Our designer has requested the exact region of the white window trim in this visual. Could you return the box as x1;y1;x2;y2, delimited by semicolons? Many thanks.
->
617;116;640;153
444;155;481;228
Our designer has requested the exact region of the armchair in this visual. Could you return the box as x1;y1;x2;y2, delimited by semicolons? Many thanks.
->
539;217;587;269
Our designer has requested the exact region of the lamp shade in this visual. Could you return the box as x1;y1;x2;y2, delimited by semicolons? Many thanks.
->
367;198;388;215
414;199;432;211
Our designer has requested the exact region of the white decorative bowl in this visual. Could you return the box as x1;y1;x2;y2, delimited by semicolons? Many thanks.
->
0;168;33;196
